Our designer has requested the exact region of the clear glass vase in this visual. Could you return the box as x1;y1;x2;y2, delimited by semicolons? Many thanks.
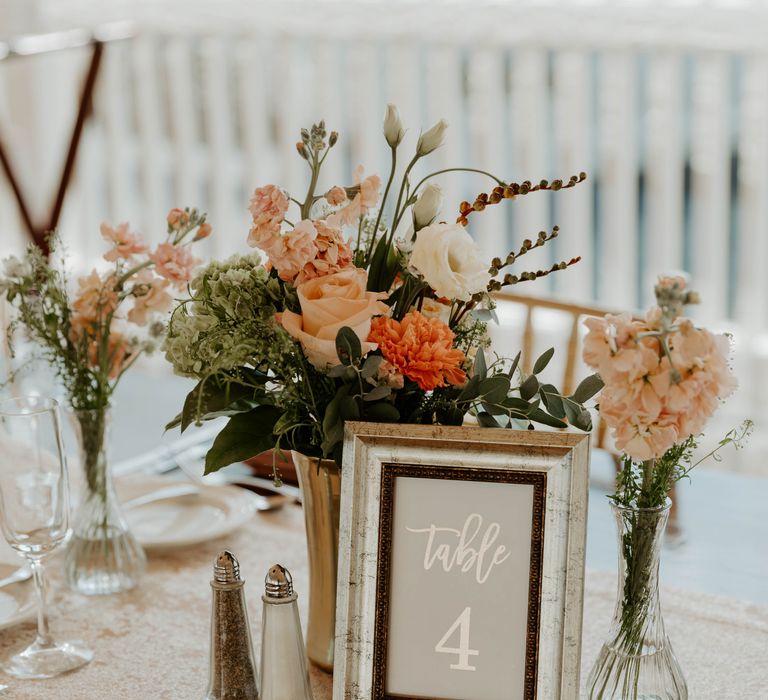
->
586;500;687;700
64;406;146;595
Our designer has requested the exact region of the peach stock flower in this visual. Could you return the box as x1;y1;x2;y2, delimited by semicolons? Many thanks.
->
247;185;289;248
68;323;132;380
294;221;353;285
368;310;467;391
127;271;172;326
89;332;132;380
167;208;190;230
325;186;347;206
150;243;200;289
281;268;388;369
269;220;319;282
194;222;213;241
329;166;381;227
100;222;148;262
583;287;736;461
72;270;119;325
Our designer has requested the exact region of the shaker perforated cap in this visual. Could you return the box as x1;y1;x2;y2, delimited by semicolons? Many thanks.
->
213;551;241;583
264;564;294;598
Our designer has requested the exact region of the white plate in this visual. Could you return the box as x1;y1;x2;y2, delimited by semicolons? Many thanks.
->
116;475;260;550
0;548;35;631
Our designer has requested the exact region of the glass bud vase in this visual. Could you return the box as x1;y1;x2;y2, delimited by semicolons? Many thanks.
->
587;500;687;700
64;406;146;595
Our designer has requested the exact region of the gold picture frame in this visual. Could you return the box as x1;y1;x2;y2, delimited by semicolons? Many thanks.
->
333;423;590;700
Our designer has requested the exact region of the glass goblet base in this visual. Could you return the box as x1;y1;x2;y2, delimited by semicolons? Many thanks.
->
3;638;93;679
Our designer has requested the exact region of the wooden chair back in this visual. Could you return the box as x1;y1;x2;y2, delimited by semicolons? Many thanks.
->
492;291;625;452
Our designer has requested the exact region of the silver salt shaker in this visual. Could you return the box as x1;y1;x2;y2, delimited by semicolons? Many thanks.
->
205;551;260;700
259;564;314;700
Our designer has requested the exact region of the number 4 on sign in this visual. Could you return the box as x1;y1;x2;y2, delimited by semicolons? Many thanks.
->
434;607;479;671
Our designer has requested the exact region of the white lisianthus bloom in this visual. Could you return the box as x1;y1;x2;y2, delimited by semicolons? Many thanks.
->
2;256;31;280
412;183;443;231
416;119;448;156
409;222;490;301
383;104;404;148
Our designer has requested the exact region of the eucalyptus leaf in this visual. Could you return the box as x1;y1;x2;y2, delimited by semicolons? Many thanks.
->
457;374;481;402
327;364;348;378
339;396;361;421
363;385;392;401
336;327;362;366
503;396;534;413
322;394;342;439
519;374;539;401
479;376;511;404
539;384;566;419
475;411;500;428
360;355;384;379
508;351;521;379
365;402;400;422
527;407;568;429
481;401;509;416
321;421;344;457
563;399;580;424
572;374;604;403
533;347;555;374
573;409;594;431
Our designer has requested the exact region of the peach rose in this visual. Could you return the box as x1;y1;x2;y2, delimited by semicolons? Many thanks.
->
281;268;389;369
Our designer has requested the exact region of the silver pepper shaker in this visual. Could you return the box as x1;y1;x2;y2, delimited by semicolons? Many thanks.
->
259;564;314;700
205;551;260;700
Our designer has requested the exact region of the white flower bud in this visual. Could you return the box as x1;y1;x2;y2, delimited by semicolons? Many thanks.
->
412;183;443;231
383;104;404;148
416;118;448;156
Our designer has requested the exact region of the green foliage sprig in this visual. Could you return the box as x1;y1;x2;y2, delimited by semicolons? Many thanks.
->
611;420;753;510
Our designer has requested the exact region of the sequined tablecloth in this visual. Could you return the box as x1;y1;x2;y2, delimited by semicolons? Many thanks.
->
0;503;765;699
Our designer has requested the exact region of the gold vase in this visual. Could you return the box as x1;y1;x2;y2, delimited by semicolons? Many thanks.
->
291;452;341;673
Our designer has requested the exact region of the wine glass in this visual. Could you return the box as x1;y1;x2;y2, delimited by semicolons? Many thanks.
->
0;396;93;679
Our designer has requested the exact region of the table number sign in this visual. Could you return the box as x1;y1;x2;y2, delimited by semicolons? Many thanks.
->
334;424;590;700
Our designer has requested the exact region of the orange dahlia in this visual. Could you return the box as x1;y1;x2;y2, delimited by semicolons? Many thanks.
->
368;310;467;391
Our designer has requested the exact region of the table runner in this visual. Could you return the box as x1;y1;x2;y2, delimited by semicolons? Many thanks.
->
0;504;764;698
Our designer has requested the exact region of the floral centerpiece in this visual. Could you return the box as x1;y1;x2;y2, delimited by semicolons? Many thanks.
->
0;212;209;594
164;107;601;473
582;276;751;699
163;105;601;670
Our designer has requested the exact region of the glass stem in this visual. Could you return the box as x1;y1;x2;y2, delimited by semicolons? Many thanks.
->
30;559;53;647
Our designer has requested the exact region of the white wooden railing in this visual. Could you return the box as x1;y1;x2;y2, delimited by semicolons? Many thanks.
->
1;1;767;330
0;1;766;469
